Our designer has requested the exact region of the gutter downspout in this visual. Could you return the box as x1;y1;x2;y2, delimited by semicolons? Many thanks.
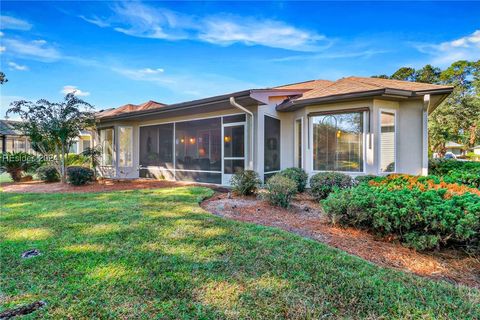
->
422;94;431;176
229;97;254;170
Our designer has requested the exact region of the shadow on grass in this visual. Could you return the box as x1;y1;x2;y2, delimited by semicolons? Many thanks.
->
1;187;479;319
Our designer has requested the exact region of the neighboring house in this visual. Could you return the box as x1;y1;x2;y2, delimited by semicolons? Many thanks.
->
0;119;93;154
96;77;453;185
445;141;466;156
471;145;480;156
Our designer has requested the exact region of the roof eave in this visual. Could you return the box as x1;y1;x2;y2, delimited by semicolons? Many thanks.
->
98;89;262;122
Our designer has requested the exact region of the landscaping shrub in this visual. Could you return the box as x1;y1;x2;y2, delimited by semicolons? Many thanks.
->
429;159;480;188
322;176;480;251
230;170;261;196
354;175;378;184
0;152;41;182
67;166;94;186
278;167;308;192
264;174;297;208
310;172;353;200
36;165;60;182
66;154;89;166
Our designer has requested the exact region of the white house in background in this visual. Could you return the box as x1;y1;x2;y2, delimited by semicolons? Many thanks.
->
473;146;480;156
96;77;453;185
445;141;466;156
0;119;93;155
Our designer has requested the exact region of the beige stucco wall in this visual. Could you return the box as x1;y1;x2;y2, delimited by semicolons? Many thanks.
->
98;96;428;183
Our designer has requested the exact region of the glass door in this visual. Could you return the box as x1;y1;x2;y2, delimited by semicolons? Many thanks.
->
222;123;246;185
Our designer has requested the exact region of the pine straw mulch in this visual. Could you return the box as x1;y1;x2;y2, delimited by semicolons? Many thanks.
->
0;179;228;194
201;192;480;289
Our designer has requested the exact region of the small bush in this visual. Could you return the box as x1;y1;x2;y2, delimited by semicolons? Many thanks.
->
354;175;378;184
36;165;60;182
230;170;260;196
66;154;89;166
67;166;94;186
264;174;297;208
0;152;41;182
278;167;308;192
322;180;480;251
310;172;353;200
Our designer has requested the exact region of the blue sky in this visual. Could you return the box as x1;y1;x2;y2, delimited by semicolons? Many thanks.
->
1;1;479;114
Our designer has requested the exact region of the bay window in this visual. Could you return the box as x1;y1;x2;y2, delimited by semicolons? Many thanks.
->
312;111;364;172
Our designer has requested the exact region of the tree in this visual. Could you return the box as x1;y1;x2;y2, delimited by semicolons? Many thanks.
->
0;71;7;85
372;60;480;154
7;93;95;182
82;146;102;179
391;67;416;81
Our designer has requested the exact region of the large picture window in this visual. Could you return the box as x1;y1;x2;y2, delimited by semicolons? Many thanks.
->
312;112;364;172
380;111;396;173
99;128;114;166
264;116;281;174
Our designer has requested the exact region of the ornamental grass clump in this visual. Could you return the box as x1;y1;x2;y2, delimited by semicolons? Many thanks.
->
264;174;297;208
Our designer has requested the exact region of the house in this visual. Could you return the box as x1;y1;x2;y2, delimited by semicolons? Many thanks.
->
96;77;453;185
0;119;93;154
445;141;466;156
473;146;480;156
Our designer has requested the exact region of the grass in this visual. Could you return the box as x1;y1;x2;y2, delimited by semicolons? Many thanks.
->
1;187;479;319
0;172;13;184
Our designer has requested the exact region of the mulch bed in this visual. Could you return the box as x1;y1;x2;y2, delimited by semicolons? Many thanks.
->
202;192;480;289
0;179;228;194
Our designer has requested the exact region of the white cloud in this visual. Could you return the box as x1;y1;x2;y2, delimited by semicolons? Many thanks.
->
0;31;4;37
0;46;5;53
415;30;480;66
78;15;111;28
0;15;32;30
8;61;28;71
199;16;326;51
138;68;164;74
61;85;90;97
80;2;329;51
3;38;61;61
111;66;257;98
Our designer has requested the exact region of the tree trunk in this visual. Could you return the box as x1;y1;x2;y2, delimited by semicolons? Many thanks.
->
60;144;66;183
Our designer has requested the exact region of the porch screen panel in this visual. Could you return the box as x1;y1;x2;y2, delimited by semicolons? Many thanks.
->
175;118;221;172
264;116;281;173
139;123;173;168
380;111;395;172
312;112;364;172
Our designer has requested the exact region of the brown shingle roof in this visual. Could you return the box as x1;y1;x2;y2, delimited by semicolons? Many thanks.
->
275;79;333;90
297;76;453;101
97;100;166;118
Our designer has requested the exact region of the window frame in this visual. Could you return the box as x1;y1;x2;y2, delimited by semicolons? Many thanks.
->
310;110;367;174
294;117;303;169
378;108;397;174
99;127;115;167
263;114;281;175
118;126;134;168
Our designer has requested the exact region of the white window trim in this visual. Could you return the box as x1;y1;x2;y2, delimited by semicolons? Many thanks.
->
294;117;304;169
99;127;115;167
310;111;367;174
118;126;134;168
378;108;397;174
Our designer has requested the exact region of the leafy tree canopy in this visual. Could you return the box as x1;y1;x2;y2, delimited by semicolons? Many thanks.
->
373;60;480;154
6;93;96;182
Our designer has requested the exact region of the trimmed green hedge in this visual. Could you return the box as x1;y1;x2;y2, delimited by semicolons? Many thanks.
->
322;177;480;251
429;159;480;188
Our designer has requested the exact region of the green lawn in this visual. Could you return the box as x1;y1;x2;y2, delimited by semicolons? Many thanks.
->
1;187;479;319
